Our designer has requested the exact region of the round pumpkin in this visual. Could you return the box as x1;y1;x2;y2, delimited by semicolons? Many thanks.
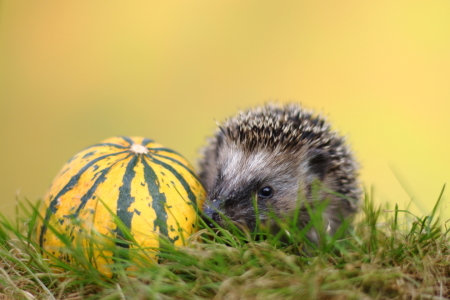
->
37;136;205;275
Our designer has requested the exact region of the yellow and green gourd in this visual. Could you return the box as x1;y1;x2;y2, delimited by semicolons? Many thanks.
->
37;136;205;275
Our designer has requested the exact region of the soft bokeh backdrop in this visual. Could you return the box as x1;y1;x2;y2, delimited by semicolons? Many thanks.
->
1;1;449;221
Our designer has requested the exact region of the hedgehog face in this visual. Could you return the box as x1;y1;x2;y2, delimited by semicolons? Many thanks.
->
201;141;331;230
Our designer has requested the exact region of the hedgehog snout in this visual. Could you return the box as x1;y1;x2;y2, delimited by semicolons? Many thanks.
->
202;199;222;227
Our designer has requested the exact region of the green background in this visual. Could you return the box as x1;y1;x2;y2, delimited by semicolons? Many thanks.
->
1;1;449;221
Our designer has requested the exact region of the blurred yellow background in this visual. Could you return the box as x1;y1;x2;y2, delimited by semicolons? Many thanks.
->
1;1;449;221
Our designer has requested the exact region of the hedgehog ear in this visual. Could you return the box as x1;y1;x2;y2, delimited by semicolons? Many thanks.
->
306;149;330;182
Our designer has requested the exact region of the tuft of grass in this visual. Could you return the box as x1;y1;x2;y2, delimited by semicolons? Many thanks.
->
1;187;449;300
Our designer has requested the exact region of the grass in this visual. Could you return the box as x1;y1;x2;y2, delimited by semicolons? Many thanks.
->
0;187;449;300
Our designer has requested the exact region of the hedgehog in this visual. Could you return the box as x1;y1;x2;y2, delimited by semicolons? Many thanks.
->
198;103;361;244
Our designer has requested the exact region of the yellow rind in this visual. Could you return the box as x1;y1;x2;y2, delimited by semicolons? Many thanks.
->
37;136;205;276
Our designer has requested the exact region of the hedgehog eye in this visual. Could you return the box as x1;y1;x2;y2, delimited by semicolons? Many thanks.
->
257;186;274;199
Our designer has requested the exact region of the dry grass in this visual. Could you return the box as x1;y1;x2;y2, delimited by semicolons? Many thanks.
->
1;187;449;300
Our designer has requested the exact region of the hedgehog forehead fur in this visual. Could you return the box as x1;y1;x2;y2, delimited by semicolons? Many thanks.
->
220;103;333;152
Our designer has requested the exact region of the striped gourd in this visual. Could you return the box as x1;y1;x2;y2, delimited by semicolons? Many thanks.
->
37;136;205;274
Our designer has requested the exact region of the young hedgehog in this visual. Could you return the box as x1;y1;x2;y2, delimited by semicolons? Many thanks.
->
198;103;361;244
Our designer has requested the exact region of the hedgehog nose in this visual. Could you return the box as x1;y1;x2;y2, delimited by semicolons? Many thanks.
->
202;199;222;227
